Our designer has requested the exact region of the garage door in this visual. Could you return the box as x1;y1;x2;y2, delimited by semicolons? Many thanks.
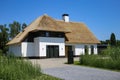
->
47;45;59;58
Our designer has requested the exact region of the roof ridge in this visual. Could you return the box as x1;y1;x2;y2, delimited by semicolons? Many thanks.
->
23;14;53;31
23;16;42;31
54;19;85;24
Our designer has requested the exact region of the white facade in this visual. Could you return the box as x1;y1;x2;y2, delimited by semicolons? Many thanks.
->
9;37;98;57
9;42;34;57
21;42;34;57
75;44;85;55
9;37;65;57
65;44;98;56
34;37;65;57
9;44;21;56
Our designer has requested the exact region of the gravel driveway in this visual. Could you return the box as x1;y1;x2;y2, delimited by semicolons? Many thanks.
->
29;58;120;80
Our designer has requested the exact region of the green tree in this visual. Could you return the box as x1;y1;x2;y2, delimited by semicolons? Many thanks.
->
22;23;27;30
110;33;116;46
100;40;110;44
9;21;21;39
0;25;9;53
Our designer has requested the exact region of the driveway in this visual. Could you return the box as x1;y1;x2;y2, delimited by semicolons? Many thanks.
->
29;58;120;80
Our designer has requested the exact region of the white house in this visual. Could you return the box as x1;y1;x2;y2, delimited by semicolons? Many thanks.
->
7;14;100;58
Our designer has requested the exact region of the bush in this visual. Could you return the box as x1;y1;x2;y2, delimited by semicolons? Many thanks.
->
80;46;120;70
80;55;104;68
0;54;41;80
0;49;3;56
109;47;120;60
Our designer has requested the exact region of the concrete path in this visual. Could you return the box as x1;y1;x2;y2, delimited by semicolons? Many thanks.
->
29;58;120;80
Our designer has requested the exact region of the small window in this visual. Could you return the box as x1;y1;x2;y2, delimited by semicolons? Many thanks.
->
91;45;94;55
46;32;49;37
85;45;88;55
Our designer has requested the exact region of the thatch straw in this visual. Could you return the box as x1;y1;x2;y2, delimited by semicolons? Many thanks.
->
7;15;100;45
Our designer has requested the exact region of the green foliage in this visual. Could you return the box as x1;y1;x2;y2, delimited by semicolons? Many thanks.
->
0;53;61;80
0;22;27;53
110;33;116;46
80;55;103;67
0;25;9;53
74;61;80;65
0;49;2;56
116;40;120;46
9;21;28;39
0;54;41;80
22;23;27;30
108;47;120;60
79;47;120;70
9;21;21;39
36;74;62;80
100;44;111;56
100;40;110;45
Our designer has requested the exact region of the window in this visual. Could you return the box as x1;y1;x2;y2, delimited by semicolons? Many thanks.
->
46;32;49;37
91;45;94;55
85;45;88;55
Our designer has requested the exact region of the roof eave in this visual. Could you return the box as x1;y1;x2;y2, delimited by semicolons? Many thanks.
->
30;29;71;33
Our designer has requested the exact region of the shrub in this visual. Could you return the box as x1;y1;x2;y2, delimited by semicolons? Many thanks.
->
0;49;3;56
80;55;104;67
79;47;120;70
0;54;41;80
109;47;120;60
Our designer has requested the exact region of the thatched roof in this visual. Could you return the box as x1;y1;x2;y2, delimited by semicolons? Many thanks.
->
7;14;100;45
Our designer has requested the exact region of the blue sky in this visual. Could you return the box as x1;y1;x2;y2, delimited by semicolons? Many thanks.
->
0;0;120;40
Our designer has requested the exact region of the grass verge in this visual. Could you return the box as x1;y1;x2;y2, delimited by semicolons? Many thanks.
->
0;54;61;80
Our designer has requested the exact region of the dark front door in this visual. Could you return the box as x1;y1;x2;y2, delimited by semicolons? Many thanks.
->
47;45;59;58
65;46;72;57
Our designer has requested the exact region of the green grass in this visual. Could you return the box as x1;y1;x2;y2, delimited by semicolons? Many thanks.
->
0;54;61;80
74;61;80;65
35;74;62;80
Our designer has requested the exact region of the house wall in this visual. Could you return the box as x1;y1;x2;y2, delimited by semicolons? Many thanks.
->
9;39;98;57
76;44;98;55
9;44;21;56
34;37;65;57
66;44;98;56
34;38;40;56
9;43;34;57
75;44;84;55
9;42;34;57
94;45;98;54
21;42;34;57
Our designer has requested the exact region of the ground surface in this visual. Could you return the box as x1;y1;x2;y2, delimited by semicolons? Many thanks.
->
29;57;120;80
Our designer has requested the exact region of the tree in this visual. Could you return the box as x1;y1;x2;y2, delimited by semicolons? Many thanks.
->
9;21;21;39
116;40;120;46
100;40;110;44
110;33;116;46
22;23;27;30
0;25;9;53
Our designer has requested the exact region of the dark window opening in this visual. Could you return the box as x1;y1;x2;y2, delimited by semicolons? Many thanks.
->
91;45;94;55
85;45;89;55
47;45;59;58
22;31;65;42
46;32;49;37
